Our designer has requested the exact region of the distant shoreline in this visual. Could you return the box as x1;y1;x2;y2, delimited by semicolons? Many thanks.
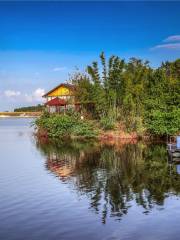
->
0;116;38;118
0;112;41;118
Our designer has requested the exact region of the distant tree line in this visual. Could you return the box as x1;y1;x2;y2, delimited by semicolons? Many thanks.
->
70;52;180;136
14;104;44;112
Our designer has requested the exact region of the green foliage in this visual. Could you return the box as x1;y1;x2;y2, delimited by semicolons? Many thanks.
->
100;116;115;130
145;109;180;136
72;121;98;138
35;113;98;139
27;54;178;137
69;53;179;136
65;108;81;119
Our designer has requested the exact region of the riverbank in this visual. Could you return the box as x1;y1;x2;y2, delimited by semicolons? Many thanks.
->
35;113;156;141
0;112;41;118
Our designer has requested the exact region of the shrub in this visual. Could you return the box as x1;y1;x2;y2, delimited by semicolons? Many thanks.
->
72;122;98;138
145;109;180;136
65;108;81;119
100;116;115;130
35;114;98;139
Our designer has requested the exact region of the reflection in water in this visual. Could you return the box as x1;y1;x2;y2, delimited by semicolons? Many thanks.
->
176;165;180;175
36;139;180;223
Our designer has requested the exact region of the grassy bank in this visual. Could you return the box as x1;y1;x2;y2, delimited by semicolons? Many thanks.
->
34;112;144;140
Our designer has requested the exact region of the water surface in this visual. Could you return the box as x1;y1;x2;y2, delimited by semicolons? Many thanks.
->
1;118;180;240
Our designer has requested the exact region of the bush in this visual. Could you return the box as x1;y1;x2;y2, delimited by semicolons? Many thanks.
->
72;122;98;138
65;108;81;119
145;109;180;136
100;116;115;130
35;113;98;139
125;116;145;135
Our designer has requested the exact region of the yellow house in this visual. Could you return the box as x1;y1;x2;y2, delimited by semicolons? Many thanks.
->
43;83;79;113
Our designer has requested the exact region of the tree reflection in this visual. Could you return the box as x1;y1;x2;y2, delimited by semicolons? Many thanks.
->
36;139;180;223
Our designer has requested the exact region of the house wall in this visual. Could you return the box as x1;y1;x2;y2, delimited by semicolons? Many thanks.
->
47;106;57;113
48;105;77;114
48;86;73;97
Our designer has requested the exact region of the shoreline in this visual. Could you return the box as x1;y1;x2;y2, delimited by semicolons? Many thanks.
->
0;115;38;118
34;114;170;142
0;112;41;118
36;128;165;143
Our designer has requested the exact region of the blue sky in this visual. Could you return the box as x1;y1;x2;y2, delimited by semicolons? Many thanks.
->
0;1;180;111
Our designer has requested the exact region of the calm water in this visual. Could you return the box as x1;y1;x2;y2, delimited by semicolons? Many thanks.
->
1;118;180;240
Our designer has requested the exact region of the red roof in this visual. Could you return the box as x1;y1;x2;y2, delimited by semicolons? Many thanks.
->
45;98;67;106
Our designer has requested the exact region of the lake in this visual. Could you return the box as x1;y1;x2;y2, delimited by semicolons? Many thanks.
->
1;118;180;240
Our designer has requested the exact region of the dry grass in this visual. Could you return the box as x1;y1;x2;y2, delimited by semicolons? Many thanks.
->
0;112;42;117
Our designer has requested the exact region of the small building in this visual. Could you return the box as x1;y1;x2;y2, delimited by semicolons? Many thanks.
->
43;83;80;113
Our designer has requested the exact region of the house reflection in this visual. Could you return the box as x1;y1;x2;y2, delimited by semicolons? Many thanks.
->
47;152;73;180
36;139;180;223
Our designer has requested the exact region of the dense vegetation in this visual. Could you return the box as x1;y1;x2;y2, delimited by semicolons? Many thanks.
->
14;104;44;112
70;53;180;136
35;53;179;139
35;112;98;139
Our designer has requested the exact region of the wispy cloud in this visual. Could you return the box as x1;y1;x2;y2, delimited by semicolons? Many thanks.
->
151;43;180;50
3;88;45;103
151;35;180;51
164;35;180;42
4;90;21;98
52;67;67;72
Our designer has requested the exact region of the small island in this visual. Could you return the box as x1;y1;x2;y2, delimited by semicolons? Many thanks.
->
35;53;180;141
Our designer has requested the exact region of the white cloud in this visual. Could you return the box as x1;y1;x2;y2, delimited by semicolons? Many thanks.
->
24;88;45;103
4;90;21;98
164;35;180;42
52;67;67;72
3;88;45;103
33;88;45;101
151;43;180;50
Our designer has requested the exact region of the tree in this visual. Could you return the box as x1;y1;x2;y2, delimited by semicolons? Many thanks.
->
70;53;180;136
